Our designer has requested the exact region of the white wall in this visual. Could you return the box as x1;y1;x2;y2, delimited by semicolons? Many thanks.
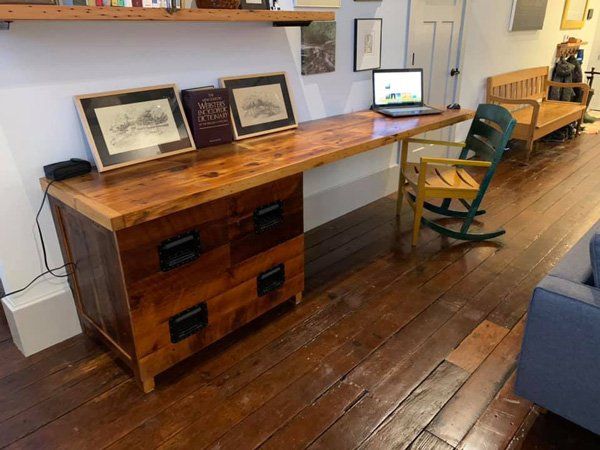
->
0;0;408;354
460;0;600;112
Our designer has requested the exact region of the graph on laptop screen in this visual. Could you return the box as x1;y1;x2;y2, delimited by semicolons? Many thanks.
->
374;71;422;106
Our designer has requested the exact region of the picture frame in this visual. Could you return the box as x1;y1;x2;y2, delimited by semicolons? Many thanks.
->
219;72;298;140
509;0;549;31
561;0;589;29
301;21;337;75
295;0;341;8
354;18;382;72
75;85;195;172
240;0;269;10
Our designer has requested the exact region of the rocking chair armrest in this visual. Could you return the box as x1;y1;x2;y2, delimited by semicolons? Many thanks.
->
420;157;492;168
405;138;466;148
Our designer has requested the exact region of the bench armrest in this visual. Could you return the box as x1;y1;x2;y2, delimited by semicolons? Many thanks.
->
420;157;492;168
545;81;590;105
487;95;541;108
406;138;466;148
488;95;541;126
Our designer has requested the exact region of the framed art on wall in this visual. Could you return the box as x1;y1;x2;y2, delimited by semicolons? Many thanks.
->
295;0;341;7
354;18;382;72
75;85;195;172
509;0;549;31
561;0;589;29
302;21;337;75
220;72;298;140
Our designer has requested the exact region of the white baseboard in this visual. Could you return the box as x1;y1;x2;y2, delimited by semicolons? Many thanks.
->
304;164;400;231
2;283;81;356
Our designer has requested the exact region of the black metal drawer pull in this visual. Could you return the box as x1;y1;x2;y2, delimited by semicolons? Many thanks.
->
158;230;202;272
257;263;286;296
254;201;284;234
169;302;208;344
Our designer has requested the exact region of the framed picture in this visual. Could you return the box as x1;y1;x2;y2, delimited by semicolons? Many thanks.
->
301;21;336;75
561;0;589;29
509;0;549;31
75;85;195;172
219;72;298;140
240;0;269;10
354;18;382;72
295;0;341;7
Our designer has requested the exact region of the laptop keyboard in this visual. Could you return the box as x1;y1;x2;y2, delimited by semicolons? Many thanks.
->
381;106;432;113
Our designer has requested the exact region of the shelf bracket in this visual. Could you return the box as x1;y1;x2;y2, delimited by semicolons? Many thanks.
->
273;21;312;27
0;21;10;31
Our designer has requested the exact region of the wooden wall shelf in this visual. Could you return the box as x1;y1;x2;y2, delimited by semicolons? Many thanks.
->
0;5;334;27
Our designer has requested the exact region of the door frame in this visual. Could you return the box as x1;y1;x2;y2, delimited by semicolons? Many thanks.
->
405;0;469;105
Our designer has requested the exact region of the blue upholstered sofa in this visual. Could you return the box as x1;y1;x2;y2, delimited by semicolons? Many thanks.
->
516;220;600;435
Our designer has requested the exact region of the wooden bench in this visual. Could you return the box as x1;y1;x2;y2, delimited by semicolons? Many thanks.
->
487;66;590;158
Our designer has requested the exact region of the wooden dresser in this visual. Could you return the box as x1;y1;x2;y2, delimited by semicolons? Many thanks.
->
43;109;473;392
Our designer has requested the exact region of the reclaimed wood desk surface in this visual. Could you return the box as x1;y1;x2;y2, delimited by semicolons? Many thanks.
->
43;108;474;231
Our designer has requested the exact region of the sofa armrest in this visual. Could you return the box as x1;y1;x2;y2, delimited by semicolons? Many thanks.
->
516;275;600;434
535;275;600;310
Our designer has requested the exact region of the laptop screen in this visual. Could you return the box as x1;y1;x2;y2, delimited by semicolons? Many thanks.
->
373;70;423;107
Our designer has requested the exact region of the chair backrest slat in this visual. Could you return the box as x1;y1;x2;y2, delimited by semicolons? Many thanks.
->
460;105;516;180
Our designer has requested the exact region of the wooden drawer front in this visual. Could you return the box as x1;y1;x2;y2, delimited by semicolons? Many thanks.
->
229;174;303;265
116;196;230;286
130;235;304;359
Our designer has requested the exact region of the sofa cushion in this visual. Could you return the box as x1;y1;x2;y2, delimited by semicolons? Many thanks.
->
591;232;600;288
551;220;600;286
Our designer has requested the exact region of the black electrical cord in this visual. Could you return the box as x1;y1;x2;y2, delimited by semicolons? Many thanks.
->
0;181;76;300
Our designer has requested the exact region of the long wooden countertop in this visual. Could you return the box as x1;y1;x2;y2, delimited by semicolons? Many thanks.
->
43;108;474;231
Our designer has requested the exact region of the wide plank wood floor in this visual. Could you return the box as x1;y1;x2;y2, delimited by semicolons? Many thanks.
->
2;135;600;449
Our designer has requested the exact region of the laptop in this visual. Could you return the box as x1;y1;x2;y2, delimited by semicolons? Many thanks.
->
372;69;442;118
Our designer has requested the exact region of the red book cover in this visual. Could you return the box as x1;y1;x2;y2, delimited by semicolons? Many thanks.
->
95;0;103;5
182;87;234;149
132;0;142;5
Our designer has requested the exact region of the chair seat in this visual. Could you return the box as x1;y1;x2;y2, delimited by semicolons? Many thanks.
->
403;162;480;197
510;101;586;128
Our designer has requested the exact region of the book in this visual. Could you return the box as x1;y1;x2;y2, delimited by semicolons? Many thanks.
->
132;0;142;6
181;87;234;149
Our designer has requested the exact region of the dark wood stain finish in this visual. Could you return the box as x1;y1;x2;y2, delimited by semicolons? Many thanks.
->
47;174;305;391
1;133;599;448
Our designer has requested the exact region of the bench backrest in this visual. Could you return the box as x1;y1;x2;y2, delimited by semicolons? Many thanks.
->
487;66;549;102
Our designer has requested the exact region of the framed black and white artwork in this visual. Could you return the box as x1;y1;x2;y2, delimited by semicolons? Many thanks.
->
220;72;298;140
354;18;383;72
75;85;195;172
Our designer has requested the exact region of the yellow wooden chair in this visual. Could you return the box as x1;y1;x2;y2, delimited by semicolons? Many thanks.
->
397;104;517;246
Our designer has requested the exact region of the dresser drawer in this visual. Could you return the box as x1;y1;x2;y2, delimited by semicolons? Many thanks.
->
116;196;230;286
229;174;303;265
130;236;304;359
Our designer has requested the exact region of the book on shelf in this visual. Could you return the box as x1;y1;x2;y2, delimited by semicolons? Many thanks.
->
181;87;234;149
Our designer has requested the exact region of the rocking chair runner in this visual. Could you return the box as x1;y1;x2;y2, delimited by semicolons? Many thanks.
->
398;104;517;246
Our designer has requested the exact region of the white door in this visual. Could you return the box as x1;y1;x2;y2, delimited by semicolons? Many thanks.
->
405;0;466;161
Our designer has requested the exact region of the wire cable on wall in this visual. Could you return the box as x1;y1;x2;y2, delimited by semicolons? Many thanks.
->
0;181;75;300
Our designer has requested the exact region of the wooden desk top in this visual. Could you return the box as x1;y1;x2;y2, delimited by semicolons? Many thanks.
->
43;108;474;231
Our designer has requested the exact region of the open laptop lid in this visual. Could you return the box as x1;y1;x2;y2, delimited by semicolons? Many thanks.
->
373;69;424;108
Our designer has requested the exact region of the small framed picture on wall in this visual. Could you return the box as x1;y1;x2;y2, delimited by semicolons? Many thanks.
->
354;18;383;72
